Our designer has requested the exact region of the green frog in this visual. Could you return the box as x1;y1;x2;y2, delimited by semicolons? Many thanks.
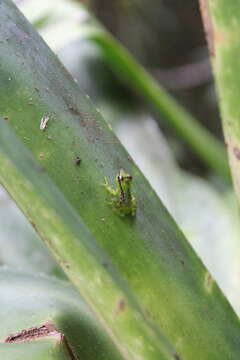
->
103;169;136;217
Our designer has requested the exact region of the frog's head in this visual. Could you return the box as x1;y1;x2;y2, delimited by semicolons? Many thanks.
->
116;169;133;187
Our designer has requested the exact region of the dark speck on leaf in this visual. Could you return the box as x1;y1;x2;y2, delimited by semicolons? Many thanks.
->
75;156;81;165
173;354;181;360
115;298;126;314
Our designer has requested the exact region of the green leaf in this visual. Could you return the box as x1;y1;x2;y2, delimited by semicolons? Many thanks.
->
0;1;240;359
200;0;240;202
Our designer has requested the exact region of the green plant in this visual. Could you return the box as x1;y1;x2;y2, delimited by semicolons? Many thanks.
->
200;0;240;201
0;0;240;359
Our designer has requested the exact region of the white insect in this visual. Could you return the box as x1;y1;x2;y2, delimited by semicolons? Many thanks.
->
40;115;49;131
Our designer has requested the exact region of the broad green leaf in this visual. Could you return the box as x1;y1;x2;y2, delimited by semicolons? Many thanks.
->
19;1;240;311
0;1;240;359
59;37;240;314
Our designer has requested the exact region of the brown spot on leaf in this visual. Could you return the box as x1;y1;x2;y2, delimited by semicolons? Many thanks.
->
80;116;103;142
68;102;103;142
115;298;126;314
233;147;240;160
204;272;214;293
39;152;45;159
199;0;215;56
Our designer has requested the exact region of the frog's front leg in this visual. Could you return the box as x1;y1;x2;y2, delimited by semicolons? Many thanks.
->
102;177;118;197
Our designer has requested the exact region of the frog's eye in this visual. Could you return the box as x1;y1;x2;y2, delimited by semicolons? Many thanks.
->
118;175;123;181
128;175;133;180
